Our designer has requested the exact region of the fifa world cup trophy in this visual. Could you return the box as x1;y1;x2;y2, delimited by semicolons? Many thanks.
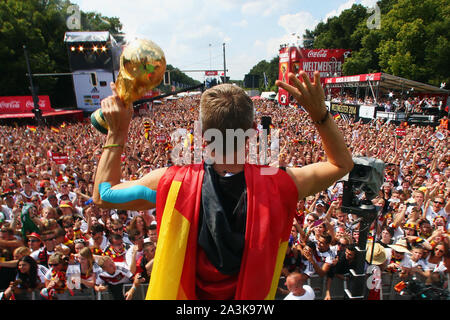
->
91;39;166;134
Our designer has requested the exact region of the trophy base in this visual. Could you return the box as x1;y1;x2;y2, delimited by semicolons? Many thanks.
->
91;109;109;134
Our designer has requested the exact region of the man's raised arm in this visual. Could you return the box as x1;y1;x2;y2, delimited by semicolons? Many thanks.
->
276;72;353;200
93;83;166;210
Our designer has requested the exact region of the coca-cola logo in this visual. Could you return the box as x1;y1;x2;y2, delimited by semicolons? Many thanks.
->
0;101;21;109
26;101;34;109
307;49;328;58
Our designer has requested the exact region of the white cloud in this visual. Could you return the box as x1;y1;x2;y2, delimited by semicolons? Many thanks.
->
278;11;318;36
241;0;291;17
241;1;265;15
324;0;355;21
232;19;248;28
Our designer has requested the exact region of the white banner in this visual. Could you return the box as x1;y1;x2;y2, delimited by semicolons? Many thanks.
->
359;105;376;119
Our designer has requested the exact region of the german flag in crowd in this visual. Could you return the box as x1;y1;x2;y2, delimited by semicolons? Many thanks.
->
26;125;36;132
143;121;151;140
60;122;67;128
51;126;60;133
333;113;341;120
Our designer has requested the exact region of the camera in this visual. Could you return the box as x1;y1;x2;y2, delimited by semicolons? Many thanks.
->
341;157;385;216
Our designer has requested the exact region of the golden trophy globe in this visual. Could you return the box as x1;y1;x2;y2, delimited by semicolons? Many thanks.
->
91;38;166;134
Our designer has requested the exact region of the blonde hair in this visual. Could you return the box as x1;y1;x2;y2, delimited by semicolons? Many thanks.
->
96;255;112;268
200;84;254;151
13;246;31;258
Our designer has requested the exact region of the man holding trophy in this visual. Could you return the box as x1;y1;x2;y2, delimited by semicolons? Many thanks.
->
93;39;353;300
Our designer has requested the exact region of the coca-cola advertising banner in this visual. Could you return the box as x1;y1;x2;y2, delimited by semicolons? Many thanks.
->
0;96;53;114
278;47;351;106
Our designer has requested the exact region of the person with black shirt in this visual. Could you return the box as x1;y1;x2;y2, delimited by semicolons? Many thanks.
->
324;244;358;300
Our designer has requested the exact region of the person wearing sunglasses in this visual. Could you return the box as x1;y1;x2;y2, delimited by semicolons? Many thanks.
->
41;252;70;300
26;232;42;254
110;219;131;246
424;196;449;224
30;230;57;268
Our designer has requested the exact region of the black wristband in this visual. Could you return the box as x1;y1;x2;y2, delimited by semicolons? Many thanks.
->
312;109;330;125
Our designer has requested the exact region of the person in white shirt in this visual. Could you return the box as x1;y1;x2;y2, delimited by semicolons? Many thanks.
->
96;255;133;300
424;196;448;223
125;229;145;274
0;192;15;222
56;182;77;204
283;272;315;300
303;233;335;278
20;179;41;203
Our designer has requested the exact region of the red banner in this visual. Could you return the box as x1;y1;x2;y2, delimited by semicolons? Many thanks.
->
278;47;351;105
396;128;406;137
324;73;382;84
0;96;53;114
49;152;69;164
205;71;218;76
156;134;167;143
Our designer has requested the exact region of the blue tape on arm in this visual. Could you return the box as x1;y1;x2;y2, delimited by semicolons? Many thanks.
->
99;182;157;204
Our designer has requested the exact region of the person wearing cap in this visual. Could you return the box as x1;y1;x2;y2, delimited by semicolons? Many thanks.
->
27;232;42;254
312;199;328;218
365;242;388;300
59;200;75;217
386;238;412;277
30;230;57;268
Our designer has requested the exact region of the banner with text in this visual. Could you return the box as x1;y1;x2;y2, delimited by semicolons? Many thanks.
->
0;96;53;114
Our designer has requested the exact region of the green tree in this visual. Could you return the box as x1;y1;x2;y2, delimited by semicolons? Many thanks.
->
303;0;449;87
0;0;124;108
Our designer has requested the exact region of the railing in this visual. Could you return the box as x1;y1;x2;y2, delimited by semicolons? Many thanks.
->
6;273;441;300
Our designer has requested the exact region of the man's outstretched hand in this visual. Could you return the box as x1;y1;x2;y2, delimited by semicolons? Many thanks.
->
276;71;328;123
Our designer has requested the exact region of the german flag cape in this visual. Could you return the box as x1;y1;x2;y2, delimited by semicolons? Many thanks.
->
147;163;298;300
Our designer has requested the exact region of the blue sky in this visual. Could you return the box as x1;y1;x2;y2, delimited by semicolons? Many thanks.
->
71;0;377;82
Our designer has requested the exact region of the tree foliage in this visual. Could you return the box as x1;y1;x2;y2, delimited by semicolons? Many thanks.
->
0;0;124;107
0;0;197;107
246;0;449;89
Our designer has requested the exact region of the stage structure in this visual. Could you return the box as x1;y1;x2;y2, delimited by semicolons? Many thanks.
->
323;73;449;125
64;31;122;112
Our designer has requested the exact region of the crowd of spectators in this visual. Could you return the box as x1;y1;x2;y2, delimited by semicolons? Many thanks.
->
330;91;447;116
0;93;448;300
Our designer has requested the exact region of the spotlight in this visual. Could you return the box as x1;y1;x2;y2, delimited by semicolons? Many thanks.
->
78;45;84;52
70;46;76;52
93;45;98;52
101;46;107;52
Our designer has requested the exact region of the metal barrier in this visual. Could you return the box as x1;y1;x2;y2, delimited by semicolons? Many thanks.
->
122;283;148;300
